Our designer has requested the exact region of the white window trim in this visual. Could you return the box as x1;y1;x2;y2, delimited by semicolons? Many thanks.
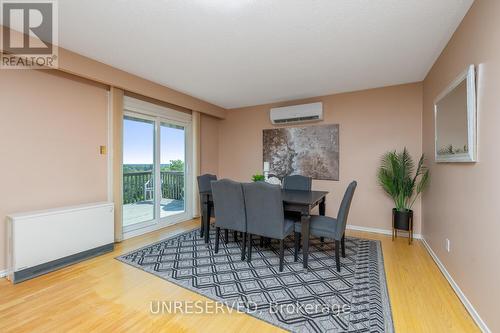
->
124;96;192;123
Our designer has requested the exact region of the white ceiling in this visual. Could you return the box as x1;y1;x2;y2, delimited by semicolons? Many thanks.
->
55;0;472;108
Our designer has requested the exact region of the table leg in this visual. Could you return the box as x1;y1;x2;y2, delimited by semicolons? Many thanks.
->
301;212;311;269
319;197;326;243
206;203;212;243
199;195;204;238
203;197;210;244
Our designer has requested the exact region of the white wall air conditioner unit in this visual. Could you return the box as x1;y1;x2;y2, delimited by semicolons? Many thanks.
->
270;102;323;125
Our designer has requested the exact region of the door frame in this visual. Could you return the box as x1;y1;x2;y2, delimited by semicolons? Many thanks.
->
122;96;193;239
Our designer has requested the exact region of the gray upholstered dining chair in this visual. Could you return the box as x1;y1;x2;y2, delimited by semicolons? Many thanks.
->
282;174;314;243
197;174;217;237
242;181;295;272
211;179;247;260
294;181;357;272
282;175;312;191
197;173;217;192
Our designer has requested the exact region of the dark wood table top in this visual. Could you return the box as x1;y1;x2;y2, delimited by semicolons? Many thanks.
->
200;188;328;206
281;189;328;205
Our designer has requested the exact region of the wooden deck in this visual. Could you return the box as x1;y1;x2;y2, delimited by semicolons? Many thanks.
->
123;199;184;226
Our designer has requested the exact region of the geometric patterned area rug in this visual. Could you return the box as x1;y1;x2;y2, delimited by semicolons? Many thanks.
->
117;228;393;333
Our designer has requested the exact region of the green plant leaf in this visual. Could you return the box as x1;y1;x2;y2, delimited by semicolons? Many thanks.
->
251;174;265;182
377;148;430;211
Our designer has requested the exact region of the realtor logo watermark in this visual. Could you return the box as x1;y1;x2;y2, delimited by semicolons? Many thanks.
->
1;0;58;69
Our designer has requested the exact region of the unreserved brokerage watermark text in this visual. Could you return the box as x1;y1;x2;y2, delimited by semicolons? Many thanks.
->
150;300;351;316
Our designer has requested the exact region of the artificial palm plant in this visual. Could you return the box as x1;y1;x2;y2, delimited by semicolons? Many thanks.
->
377;148;430;212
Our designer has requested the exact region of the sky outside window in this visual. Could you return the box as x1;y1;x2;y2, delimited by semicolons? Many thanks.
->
160;123;185;165
123;117;185;165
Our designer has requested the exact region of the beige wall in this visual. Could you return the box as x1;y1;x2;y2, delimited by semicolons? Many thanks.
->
422;0;500;331
219;83;423;233
0;70;109;271
200;114;220;175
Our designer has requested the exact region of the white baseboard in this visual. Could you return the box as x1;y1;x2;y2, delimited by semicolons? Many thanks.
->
347;224;422;239
0;269;7;279
421;238;490;333
348;225;489;332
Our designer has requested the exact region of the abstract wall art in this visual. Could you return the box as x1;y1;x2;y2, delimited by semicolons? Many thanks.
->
263;124;339;181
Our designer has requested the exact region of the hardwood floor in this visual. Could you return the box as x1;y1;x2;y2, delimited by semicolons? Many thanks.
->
0;219;479;332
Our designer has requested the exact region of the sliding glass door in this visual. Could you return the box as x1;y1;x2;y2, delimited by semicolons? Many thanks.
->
160;122;186;219
122;98;192;236
123;116;156;228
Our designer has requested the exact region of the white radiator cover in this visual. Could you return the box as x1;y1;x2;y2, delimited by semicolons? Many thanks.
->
7;202;114;282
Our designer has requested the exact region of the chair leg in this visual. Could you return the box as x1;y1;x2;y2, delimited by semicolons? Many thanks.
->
341;234;346;258
335;240;341;272
320;237;324;244
234;231;238;242
224;229;229;244
241;232;247;260
200;217;204;237
215;227;220;253
294;232;300;262
279;239;285;272
247;234;252;263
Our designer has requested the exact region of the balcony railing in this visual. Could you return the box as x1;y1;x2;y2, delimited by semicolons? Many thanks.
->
123;171;184;205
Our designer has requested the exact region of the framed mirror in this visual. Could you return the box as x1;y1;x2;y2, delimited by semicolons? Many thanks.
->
434;65;477;162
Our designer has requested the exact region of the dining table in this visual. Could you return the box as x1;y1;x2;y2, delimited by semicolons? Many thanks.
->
199;188;329;270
